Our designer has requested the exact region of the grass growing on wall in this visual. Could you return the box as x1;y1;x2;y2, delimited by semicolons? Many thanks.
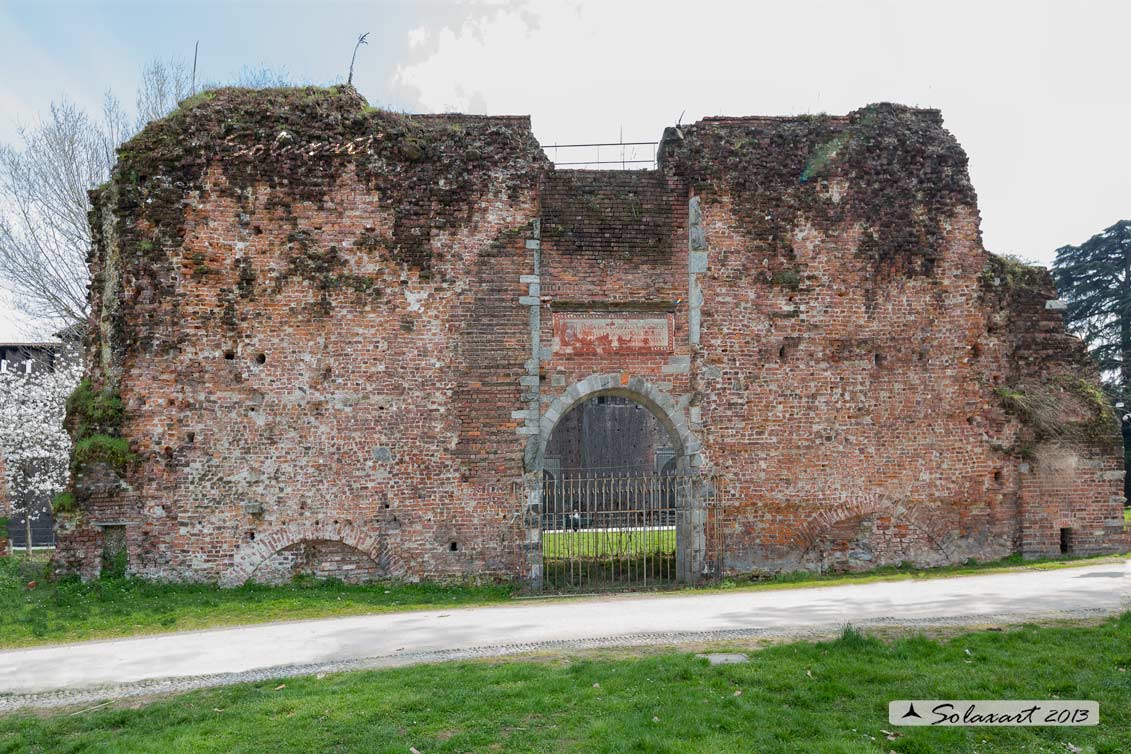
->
5;615;1130;753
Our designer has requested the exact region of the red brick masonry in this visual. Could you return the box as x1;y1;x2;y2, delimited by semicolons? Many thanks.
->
54;88;1128;583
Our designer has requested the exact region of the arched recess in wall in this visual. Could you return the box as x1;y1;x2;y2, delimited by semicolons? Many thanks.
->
221;520;404;587
524;373;701;477
791;495;959;572
250;540;382;585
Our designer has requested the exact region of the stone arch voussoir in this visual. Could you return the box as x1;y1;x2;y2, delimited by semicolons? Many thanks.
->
221;520;403;587
524;373;702;475
791;493;901;555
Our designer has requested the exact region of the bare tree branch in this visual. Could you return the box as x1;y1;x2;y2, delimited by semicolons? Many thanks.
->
135;57;192;130
0;59;294;330
0;100;118;327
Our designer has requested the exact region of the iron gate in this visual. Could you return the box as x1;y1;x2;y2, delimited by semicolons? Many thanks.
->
525;472;725;592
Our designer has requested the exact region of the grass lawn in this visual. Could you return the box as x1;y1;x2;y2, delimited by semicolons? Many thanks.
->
0;550;1125;649
542;527;675;559
0;556;512;649
4;615;1130;753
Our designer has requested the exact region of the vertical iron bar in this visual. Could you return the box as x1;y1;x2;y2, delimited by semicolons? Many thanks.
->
634;474;639;587
617;474;623;587
571;473;577;590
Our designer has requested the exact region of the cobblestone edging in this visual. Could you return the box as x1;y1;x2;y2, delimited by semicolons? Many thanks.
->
1;605;1123;713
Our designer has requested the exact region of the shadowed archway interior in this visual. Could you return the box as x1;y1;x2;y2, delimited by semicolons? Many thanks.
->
544;394;676;477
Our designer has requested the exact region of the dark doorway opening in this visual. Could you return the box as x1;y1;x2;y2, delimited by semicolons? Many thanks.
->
544;394;675;476
1059;527;1074;555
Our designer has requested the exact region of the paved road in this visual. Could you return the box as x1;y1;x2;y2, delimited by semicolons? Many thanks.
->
1;560;1128;710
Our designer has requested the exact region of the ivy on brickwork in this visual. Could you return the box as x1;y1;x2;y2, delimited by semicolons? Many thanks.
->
667;103;976;306
88;85;547;357
799;130;851;183
64;378;134;476
275;232;387;317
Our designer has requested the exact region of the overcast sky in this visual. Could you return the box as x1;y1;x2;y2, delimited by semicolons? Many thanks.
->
1;0;1128;340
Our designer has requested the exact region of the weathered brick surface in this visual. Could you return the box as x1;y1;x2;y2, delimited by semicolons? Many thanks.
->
658;108;1127;571
252;539;384;585
54;89;1127;583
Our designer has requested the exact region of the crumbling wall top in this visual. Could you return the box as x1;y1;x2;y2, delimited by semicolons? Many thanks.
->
659;103;977;287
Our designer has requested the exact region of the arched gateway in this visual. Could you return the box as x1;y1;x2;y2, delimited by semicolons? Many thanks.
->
520;374;712;590
525;373;701;474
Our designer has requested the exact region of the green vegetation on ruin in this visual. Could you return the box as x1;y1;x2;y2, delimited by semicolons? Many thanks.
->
994;375;1118;447
800;129;850;182
69;434;135;474
49;492;76;515
981;252;1048;291
4;614;1130;753
0;552;1124;649
64;378;124;440
60;378;135;500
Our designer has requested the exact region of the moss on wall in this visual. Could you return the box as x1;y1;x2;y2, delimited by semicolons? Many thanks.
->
64;378;124;440
87;85;547;382
663;104;976;306
60;378;134;509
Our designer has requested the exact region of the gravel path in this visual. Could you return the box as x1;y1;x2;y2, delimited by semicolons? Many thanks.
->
2;560;1127;712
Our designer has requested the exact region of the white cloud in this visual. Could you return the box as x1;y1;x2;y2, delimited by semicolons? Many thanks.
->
0;288;53;342
392;0;1131;264
407;26;431;50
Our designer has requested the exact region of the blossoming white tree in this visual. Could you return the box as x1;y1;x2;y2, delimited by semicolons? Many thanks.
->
0;358;81;551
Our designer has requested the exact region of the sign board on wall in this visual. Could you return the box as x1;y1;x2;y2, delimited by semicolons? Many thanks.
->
552;312;674;355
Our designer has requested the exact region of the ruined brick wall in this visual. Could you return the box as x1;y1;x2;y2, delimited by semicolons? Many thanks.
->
60;87;546;582
986;259;1127;557
55;90;1126;584
535;169;693;439
658;106;1127;571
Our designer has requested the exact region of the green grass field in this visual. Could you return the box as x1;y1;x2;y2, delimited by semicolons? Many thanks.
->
5;615;1130;753
0;556;511;649
541;527;675;559
0;551;1125;648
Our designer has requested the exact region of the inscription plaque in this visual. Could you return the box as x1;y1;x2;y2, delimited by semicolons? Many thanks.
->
553;312;674;354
